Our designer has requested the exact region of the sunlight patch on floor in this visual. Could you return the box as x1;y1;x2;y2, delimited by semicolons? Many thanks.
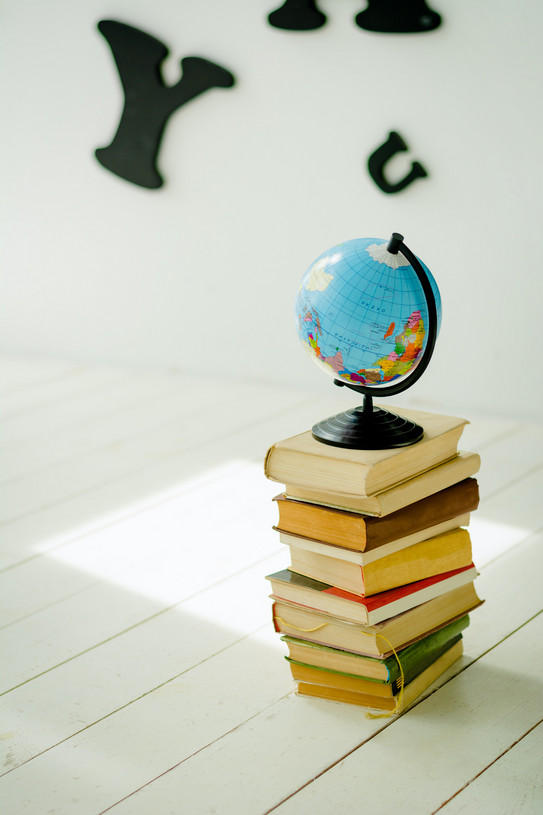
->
469;515;531;567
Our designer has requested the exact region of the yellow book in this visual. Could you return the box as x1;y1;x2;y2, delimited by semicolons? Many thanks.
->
288;527;473;597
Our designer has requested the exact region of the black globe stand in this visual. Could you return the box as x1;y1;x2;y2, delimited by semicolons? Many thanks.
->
311;233;438;450
312;391;424;449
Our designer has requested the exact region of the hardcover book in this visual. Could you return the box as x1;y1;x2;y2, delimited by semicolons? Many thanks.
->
288;633;463;697
287;527;473;596
284;451;480;516
277;515;470;566
264;406;468;498
271;581;482;657
296;639;464;712
267;563;478;625
274;477;479;550
281;613;470;683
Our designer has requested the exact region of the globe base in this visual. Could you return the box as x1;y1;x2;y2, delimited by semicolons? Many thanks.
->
312;404;423;450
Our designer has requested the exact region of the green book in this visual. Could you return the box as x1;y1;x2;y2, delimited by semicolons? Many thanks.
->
282;614;469;688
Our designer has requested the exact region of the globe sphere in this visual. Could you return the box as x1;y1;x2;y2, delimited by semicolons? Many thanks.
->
295;237;441;390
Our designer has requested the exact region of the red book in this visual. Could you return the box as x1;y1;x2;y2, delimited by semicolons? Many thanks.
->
266;563;478;626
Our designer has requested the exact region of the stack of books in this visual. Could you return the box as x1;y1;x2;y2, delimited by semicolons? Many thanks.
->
264;405;483;714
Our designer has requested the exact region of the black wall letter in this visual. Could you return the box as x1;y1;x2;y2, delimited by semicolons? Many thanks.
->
356;0;442;33
367;131;428;194
268;0;326;31
95;20;235;189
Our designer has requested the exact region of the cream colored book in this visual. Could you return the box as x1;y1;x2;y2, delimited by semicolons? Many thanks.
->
265;406;468;499
272;579;482;652
285;451;481;517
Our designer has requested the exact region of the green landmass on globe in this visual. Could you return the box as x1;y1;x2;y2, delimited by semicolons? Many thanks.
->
295;237;441;388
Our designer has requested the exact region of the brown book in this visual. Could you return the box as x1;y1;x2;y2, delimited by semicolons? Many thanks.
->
272;580;482;657
296;639;463;712
264;406;468;499
277;513;470;566
288;527;473;597
274;477;479;551
285;451;480;516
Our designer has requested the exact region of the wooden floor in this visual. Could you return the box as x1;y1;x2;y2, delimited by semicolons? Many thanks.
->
1;357;542;815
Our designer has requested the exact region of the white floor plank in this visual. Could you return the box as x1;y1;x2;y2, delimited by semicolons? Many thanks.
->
436;722;543;815
471;466;543;566
473;423;543;499
0;357;80;394
0;366;140;422
0;368;137;449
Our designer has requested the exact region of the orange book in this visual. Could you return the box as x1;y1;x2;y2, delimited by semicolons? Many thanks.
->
273;478;479;551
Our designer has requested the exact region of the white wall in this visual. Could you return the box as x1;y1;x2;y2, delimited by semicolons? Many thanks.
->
1;1;542;420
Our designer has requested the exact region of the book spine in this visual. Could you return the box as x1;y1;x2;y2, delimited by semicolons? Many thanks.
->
366;478;480;547
386;614;470;682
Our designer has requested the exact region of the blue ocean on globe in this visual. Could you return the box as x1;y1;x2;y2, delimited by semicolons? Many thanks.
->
295;237;442;388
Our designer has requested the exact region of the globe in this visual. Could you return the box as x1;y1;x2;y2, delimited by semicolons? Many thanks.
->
295;233;442;449
295;236;441;390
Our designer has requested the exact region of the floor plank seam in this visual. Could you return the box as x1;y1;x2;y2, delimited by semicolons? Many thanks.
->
262;719;396;815
0;577;106;631
481;462;543;504
475;525;543;571
0;366;86;399
0;372;133;424
430;718;543;814
471;423;525;450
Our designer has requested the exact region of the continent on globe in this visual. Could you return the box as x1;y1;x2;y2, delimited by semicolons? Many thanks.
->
300;306;425;384
359;309;424;383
